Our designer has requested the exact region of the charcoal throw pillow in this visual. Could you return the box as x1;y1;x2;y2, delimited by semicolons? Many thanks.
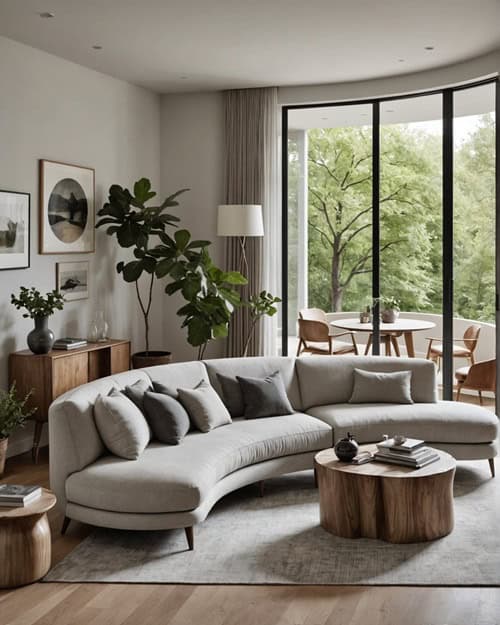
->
122;378;152;413
94;389;150;460
177;380;232;433
349;368;414;404
236;371;294;419
143;391;190;445
216;373;245;418
152;380;178;399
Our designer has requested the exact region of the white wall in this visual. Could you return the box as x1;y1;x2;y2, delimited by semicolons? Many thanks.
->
160;92;226;362
0;36;161;456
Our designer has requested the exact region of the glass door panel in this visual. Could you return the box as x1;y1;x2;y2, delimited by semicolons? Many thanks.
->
453;84;496;407
287;104;372;356
379;95;443;362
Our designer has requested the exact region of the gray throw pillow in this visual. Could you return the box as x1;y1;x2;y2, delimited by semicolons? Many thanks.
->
94;389;150;460
216;373;244;418
236;371;294;419
177;380;232;433
349;368;414;404
122;378;152;413
152;380;178;399
143;391;190;445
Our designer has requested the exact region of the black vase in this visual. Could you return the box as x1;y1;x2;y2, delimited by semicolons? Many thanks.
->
27;316;54;354
334;432;359;462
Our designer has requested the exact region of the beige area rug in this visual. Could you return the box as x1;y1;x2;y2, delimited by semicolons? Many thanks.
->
45;461;499;585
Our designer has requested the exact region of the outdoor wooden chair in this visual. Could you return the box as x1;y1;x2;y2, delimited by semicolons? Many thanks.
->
296;308;358;356
455;358;496;405
425;324;481;369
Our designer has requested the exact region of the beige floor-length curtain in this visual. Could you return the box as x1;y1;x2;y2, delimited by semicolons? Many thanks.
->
223;87;279;357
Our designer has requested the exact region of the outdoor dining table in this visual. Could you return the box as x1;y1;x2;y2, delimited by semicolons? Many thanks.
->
330;317;436;357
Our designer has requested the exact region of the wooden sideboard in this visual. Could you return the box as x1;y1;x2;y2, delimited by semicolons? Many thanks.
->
8;339;130;462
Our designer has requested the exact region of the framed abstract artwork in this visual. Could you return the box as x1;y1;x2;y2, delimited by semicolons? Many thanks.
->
39;160;95;254
56;261;89;301
0;190;30;270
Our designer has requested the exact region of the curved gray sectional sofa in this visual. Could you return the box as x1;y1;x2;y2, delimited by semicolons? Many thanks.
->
49;356;498;548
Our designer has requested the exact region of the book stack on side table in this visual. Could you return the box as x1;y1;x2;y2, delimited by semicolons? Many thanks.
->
374;437;440;469
53;337;88;350
0;484;42;507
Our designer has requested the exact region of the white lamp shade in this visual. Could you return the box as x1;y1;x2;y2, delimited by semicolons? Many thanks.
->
217;204;264;237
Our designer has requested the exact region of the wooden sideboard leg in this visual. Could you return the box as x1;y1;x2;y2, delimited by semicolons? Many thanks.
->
32;422;44;464
184;526;194;550
61;516;71;535
488;458;495;478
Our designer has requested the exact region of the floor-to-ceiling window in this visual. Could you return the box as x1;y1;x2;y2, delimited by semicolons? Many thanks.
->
282;80;497;404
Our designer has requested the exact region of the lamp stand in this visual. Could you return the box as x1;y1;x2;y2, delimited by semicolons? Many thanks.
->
238;236;248;278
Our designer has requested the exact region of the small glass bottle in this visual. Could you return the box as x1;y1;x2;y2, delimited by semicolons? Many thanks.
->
88;311;109;342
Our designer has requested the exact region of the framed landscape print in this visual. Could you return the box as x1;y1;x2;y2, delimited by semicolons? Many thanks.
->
39;160;95;254
56;261;89;301
0;190;30;270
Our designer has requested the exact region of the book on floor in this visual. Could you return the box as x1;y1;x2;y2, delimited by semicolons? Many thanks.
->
0;484;42;507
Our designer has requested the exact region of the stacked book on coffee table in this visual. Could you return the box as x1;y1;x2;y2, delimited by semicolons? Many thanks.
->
374;437;440;469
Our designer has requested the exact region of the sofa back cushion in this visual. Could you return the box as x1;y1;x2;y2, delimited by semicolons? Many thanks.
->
142;361;209;397
296;356;437;410
204;357;302;411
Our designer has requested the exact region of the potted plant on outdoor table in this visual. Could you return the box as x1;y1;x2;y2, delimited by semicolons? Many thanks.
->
0;383;36;475
375;296;401;323
96;178;213;367
11;287;65;354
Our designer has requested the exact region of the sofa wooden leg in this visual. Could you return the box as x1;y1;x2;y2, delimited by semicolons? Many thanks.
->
258;480;265;497
185;526;194;550
61;516;71;535
488;458;495;478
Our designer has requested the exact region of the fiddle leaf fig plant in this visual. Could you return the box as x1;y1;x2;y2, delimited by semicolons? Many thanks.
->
96;178;197;354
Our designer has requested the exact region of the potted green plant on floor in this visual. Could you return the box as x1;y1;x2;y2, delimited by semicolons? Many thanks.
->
241;291;281;357
0;384;36;476
96;178;210;367
10;287;65;354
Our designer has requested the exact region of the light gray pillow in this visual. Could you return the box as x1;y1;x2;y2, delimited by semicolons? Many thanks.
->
216;373;245;418
349;368;414;404
94;389;150;459
177;380;232;433
236;371;294;419
122;378;152;413
143;391;190;445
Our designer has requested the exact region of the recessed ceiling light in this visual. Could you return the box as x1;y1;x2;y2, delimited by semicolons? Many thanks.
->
424;46;434;50
320;117;328;120
398;58;405;62
39;11;55;18
180;75;188;80
92;45;103;50
385;109;395;113
361;113;368;117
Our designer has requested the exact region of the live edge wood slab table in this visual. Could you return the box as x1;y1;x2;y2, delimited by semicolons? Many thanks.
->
0;489;57;588
9;339;131;462
314;446;456;543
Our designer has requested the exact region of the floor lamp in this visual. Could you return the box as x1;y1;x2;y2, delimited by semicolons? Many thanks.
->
217;204;264;278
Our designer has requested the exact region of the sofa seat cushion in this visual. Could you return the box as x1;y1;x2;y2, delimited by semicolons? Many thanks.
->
306;401;498;445
65;413;332;514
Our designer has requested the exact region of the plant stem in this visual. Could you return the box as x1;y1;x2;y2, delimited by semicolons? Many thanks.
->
135;273;155;354
242;316;259;357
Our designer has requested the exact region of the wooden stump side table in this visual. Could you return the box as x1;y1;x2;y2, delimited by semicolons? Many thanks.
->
315;446;456;543
0;489;56;588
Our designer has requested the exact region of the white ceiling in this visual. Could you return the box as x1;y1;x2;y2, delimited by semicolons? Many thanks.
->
289;83;496;129
0;0;499;94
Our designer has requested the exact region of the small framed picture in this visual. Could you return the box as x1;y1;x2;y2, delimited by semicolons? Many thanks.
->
0;190;30;270
39;159;95;254
56;261;89;301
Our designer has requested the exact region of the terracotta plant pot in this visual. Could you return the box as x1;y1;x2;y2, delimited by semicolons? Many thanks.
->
131;351;172;369
381;308;399;323
0;437;8;476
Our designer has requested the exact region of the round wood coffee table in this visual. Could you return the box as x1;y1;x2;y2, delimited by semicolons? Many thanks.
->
315;446;456;543
0;488;56;587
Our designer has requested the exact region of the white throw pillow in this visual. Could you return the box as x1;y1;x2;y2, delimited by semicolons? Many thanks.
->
177;380;232;433
94;389;150;459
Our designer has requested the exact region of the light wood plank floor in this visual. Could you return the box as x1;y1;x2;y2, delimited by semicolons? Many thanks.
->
1;447;499;625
